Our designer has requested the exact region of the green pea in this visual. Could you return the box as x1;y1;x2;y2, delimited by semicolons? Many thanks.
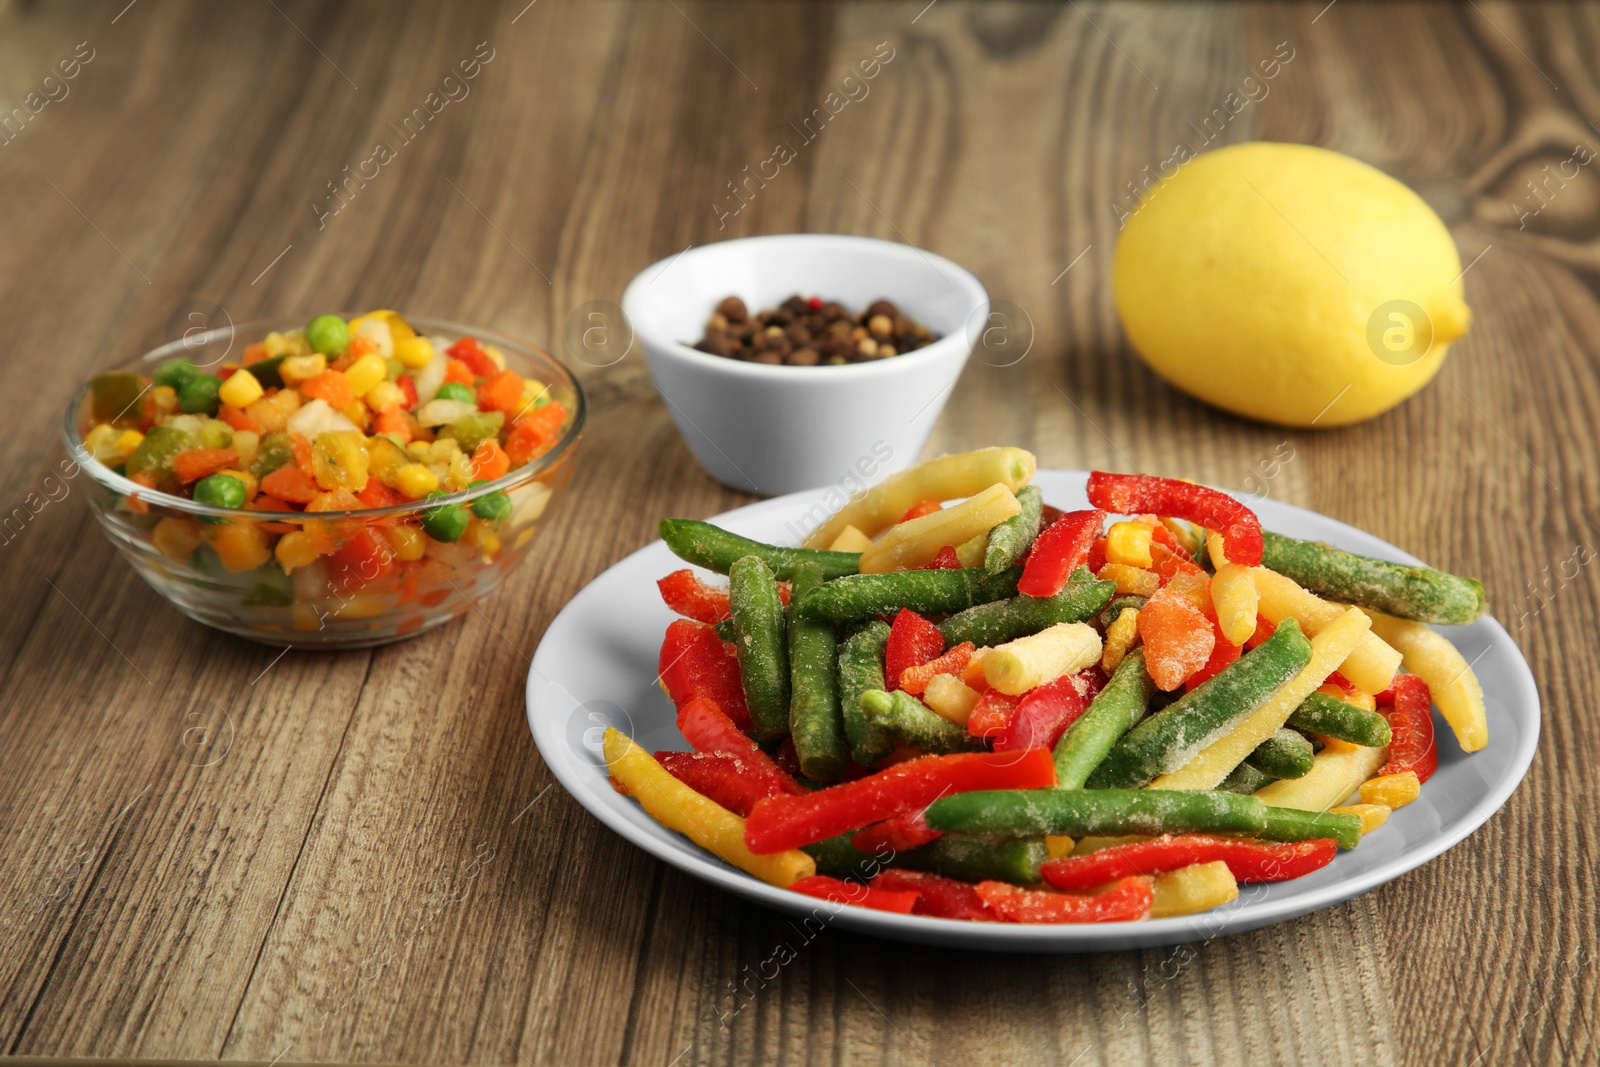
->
306;314;350;356
178;375;222;415
435;382;475;404
193;473;247;511
421;492;470;542
152;358;200;390
471;491;511;522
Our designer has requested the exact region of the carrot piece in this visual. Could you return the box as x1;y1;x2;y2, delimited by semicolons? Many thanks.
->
259;465;321;504
504;402;569;466
373;405;411;443
899;642;976;696
173;448;239;484
1138;586;1216;691
443;359;476;386
219;405;261;433
301;371;354;410
470;439;511;481
476;370;524;415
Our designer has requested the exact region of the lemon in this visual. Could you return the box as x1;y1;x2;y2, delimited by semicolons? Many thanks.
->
1113;142;1470;427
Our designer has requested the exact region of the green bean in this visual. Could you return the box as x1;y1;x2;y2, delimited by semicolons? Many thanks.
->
984;484;1044;573
1085;618;1312;789
1260;529;1485;625
659;519;860;581
801;832;1047;885
896;835;1047;885
1096;594;1148;629
1053;648;1156;789
1287;690;1393;748
925;788;1268;838
837;621;894;765
1262;806;1363;851
859;689;972;754
729;555;790;742
936;574;1115;647
794;567;1023;624
1245;728;1315;780
1219;761;1276;795
786;563;847;782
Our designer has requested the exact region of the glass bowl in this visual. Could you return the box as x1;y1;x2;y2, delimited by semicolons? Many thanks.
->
64;316;585;647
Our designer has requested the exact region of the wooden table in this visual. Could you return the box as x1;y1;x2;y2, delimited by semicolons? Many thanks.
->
1;1;1595;1063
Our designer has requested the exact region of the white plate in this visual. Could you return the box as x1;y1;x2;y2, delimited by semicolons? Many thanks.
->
526;471;1540;951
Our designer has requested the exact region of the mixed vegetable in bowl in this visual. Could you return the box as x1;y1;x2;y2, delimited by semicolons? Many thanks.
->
71;312;580;644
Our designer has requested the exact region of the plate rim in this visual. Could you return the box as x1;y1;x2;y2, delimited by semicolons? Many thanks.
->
526;472;1541;951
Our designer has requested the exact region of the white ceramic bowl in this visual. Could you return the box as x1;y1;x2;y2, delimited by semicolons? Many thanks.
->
622;234;989;497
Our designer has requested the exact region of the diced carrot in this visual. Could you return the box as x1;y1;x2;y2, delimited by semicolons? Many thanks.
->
1138;587;1216;691
347;335;379;359
306;488;361;512
241;342;269;365
260;465;321;504
301;371;354;410
173;448;239;484
373;405;411;443
476;369;524;414
443;359;476;387
899;642;976;696
290;433;315;473
504;402;569;466
470;439;511;481
448;336;498;377
219;405;261;433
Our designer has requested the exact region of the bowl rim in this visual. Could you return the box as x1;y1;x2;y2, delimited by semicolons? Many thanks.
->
620;232;990;380
62;314;587;522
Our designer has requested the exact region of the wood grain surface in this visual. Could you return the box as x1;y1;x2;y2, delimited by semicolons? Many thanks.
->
0;1;1596;1064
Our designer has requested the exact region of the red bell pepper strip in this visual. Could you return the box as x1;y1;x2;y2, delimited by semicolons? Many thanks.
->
992;670;1096;752
975;876;1153;923
898;642;975;696
966;689;1020;740
900;499;943;523
1086;537;1107;574
1149;521;1195;561
675;697;806;797
919;545;962;570
1378;674;1437;783
1087;471;1264;567
1040;834;1338;891
658;620;751;730
871;869;999;921
1184;619;1242;690
744;749;1058;853
1017;509;1106;597
654;751;774;816
788;874;920;914
885;609;944;692
1244;613;1277;650
849;808;941;853
657;569;789;624
446;335;499;378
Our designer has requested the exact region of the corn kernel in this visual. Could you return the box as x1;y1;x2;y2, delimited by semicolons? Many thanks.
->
1096;563;1161;597
204;522;271;571
83;424;117;461
483;344;508;371
1331;803;1391;835
328;595;386;620
247;389;300;433
263;331;297;358
1101;606;1140;673
275;530;323;572
1105;521;1155;568
218;368;265;409
343;352;388;397
112;428;145;462
406;440;432;460
393;335;435;369
152;384;179;418
447;452;475;491
311;430;370;492
1045;836;1075;860
342;398;370;428
394;463;439;499
385;524;427;561
280;353;327;385
1360;771;1420;809
151;516;203;560
365;380;404;411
